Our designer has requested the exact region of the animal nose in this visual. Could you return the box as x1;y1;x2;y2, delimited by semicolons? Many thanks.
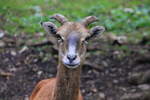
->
67;54;77;63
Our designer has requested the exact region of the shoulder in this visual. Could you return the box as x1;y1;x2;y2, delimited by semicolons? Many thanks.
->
29;78;56;100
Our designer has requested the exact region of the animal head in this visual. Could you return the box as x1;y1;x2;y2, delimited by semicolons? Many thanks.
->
41;14;105;69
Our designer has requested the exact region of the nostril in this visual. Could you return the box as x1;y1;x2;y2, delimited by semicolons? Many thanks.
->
67;54;77;62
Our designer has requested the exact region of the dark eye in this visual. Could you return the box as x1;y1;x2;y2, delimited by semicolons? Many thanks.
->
85;36;90;41
55;34;63;43
47;25;57;34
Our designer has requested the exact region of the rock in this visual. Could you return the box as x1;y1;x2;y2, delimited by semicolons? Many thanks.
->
0;82;7;93
130;88;137;92
0;40;5;47
124;8;134;13
128;72;142;85
99;92;105;99
37;71;43;77
138;84;150;90
119;87;127;92
120;91;150;100
19;46;28;54
10;50;17;56
102;33;128;45
107;97;113;100
121;93;142;100
113;79;119;84
24;95;29;100
81;89;86;93
142;71;150;83
92;88;97;92
102;61;108;67
0;30;5;38
112;36;127;45
87;92;105;100
9;67;17;72
128;70;150;85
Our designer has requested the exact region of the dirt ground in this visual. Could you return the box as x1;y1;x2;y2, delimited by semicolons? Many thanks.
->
0;34;150;100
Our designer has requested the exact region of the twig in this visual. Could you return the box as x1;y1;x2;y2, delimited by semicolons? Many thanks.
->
27;40;53;47
0;70;13;77
83;61;102;72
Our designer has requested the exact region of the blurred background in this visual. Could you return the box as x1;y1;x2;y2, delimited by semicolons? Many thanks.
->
0;0;150;100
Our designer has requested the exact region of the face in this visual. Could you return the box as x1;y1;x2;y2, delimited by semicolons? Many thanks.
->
59;34;86;68
59;34;87;68
56;23;88;68
41;15;105;69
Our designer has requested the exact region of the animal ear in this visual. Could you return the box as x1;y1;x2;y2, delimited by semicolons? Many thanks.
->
41;22;57;35
86;26;105;40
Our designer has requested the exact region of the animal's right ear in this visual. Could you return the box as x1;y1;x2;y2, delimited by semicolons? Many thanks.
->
41;22;57;35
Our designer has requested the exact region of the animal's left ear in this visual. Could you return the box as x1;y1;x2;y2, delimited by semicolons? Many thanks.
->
87;26;105;40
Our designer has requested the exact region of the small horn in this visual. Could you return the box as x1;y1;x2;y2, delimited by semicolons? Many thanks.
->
50;14;68;24
81;16;98;26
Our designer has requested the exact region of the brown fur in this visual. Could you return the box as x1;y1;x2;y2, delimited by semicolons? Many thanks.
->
30;63;83;100
30;22;85;100
30;78;83;100
30;14;104;100
57;22;89;39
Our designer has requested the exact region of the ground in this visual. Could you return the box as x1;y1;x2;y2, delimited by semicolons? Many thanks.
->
0;34;150;100
0;0;150;100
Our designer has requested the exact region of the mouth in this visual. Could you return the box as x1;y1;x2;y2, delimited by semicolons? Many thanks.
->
62;55;80;69
64;62;80;69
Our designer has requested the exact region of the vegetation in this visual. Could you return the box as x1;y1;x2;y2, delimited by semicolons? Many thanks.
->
0;0;150;37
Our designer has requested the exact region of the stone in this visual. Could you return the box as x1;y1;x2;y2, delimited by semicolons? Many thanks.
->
99;92;105;99
138;84;150;90
0;40;5;47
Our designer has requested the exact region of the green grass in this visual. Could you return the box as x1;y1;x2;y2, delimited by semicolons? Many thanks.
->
0;0;150;39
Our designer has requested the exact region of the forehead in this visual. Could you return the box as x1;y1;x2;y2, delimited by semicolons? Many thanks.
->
57;22;89;40
67;33;79;45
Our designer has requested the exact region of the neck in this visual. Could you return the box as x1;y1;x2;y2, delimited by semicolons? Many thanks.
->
53;61;81;100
